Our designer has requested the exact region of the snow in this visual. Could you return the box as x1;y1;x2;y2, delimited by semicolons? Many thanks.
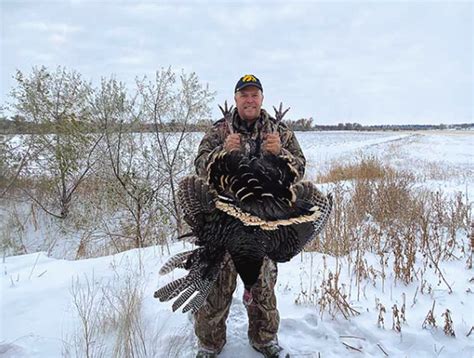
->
1;130;474;357
297;131;474;181
2;246;473;357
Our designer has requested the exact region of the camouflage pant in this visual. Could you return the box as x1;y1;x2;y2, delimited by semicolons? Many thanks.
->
194;255;280;353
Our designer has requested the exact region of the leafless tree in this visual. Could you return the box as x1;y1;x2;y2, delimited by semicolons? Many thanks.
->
5;67;213;252
91;77;172;249
137;68;214;234
136;68;214;236
8;66;102;219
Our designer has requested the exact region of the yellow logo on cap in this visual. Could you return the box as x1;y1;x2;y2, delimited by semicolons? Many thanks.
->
242;75;257;82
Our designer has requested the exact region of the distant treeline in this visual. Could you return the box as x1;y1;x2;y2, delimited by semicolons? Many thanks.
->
1;115;473;134
0;115;214;134
281;117;474;131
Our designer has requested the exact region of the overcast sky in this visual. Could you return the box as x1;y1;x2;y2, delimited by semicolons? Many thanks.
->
1;0;472;125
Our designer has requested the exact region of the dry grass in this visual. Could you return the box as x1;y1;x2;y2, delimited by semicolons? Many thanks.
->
63;262;169;358
63;274;107;358
301;155;472;320
316;156;390;184
1;172;173;259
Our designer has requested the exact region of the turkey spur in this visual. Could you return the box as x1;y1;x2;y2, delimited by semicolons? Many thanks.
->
154;149;332;314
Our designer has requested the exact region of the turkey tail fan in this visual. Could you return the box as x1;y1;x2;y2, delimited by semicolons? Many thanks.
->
206;150;238;194
178;176;216;228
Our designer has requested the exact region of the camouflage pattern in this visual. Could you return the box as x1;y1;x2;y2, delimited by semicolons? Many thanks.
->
194;255;279;353
193;256;237;353
193;107;304;353
194;108;306;180
246;258;280;350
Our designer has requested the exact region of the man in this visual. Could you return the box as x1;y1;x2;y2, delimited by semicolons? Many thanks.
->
193;74;306;358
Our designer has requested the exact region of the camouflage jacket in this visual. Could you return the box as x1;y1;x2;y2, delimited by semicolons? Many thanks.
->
194;108;306;180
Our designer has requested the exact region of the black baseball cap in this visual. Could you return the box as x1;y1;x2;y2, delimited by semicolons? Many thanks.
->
234;74;263;93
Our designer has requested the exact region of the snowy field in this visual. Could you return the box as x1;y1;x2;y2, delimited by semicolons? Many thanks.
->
1;130;473;358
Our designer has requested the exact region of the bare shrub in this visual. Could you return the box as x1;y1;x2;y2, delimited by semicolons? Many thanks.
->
0;201;63;257
2;67;214;258
304;155;472;320
161;326;194;358
371;170;418;229
65;275;107;358
0;204;28;256
8;66;102;219
295;252;319;306
105;274;149;357
136;68;214;236
314;157;421;257
91;69;214;250
65;262;167;357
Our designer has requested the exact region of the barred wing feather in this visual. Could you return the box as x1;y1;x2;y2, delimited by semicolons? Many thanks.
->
154;145;333;314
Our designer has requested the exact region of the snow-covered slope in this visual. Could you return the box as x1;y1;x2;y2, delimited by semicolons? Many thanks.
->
2;244;473;357
1;130;473;357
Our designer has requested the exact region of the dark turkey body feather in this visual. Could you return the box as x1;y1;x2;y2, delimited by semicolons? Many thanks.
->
154;144;332;314
207;151;300;221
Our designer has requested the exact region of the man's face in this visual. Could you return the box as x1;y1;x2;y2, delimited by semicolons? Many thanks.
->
234;86;264;122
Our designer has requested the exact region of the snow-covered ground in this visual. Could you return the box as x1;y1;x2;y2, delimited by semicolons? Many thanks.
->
297;131;473;181
2;244;473;357
1;130;473;357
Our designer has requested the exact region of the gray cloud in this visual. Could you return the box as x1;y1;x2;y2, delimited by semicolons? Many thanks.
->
1;1;472;124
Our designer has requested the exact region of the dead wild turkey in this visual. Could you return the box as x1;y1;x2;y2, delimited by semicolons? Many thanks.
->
154;106;332;314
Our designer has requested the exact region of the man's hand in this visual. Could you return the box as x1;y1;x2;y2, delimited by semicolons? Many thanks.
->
263;133;281;155
224;133;241;152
